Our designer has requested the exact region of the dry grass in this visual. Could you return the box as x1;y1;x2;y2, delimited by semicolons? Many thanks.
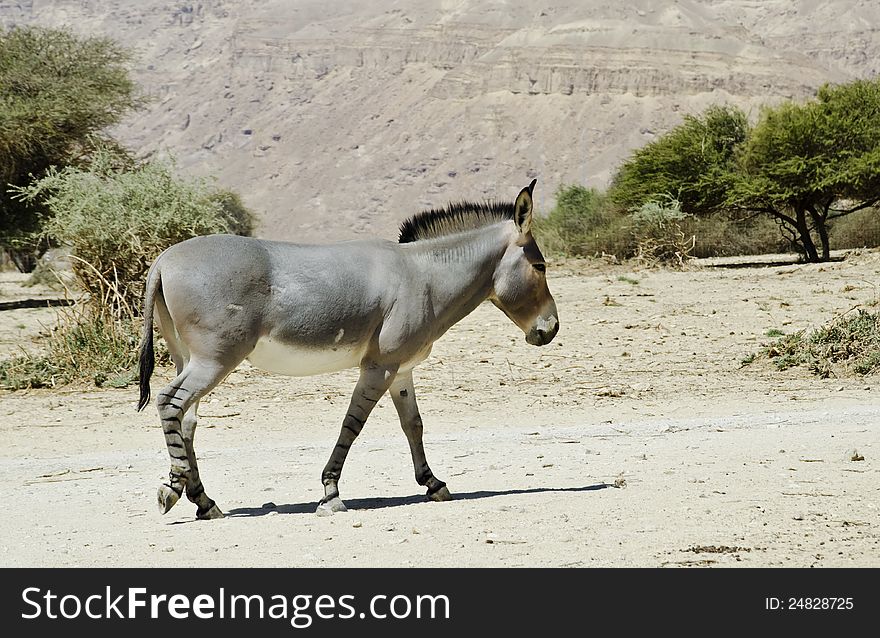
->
0;260;164;390
747;307;880;378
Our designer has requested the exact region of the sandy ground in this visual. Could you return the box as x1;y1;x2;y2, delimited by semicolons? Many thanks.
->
1;252;879;567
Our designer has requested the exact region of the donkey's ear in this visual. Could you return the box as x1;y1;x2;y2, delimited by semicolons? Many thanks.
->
514;179;537;234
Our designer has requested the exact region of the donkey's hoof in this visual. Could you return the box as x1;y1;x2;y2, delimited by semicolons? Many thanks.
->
428;486;453;502
157;485;180;514
316;497;348;516
196;504;225;520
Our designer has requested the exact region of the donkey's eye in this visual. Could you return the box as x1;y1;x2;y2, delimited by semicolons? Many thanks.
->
533;263;546;273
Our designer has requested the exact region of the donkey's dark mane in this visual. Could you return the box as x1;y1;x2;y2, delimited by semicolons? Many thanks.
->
398;200;516;243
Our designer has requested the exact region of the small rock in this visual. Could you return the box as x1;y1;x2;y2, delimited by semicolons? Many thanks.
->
352;521;362;528
849;449;865;462
792;514;804;521
163;546;174;552
262;502;277;509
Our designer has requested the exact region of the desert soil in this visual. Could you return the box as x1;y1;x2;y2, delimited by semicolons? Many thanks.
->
1;252;878;568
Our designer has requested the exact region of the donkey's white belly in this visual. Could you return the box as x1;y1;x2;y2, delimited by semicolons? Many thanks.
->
247;336;365;376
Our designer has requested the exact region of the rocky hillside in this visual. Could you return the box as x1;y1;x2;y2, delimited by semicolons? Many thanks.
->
2;0;877;241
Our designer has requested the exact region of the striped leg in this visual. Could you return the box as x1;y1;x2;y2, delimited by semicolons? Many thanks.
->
156;360;231;519
390;372;451;502
181;400;223;519
317;364;397;515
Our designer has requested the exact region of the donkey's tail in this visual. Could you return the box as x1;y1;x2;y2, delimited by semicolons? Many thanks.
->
137;262;162;412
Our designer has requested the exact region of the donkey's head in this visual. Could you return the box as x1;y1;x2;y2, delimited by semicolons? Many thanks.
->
490;180;559;346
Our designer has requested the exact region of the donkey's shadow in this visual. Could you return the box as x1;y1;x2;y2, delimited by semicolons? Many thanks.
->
226;483;610;517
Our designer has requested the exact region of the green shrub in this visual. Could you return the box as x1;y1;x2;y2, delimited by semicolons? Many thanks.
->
3;145;251;389
533;184;634;258
14;145;252;317
749;309;880;377
211;189;257;237
536;184;793;261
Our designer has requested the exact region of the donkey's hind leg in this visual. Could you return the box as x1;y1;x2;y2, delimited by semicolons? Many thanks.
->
390;371;451;502
156;359;234;518
181;400;223;519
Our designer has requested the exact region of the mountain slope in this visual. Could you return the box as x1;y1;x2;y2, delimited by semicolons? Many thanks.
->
2;1;876;241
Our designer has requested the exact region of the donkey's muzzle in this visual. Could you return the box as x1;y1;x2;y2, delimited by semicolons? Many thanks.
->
526;314;559;346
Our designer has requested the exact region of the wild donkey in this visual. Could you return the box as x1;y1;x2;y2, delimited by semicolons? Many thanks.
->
137;180;559;519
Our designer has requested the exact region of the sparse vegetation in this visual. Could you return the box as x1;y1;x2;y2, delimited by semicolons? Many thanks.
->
677;214;789;258
534;188;700;265
0;27;254;390
23;258;66;289
0;308;142;390
14;145;249;316
1;146;253;390
532;184;632;258
747;309;880;377
602;295;622;307
535;193;792;261
828;206;880;250
629;197;695;267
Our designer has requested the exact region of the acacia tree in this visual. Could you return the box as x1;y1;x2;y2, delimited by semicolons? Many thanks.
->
0;26;140;271
609;105;749;215
730;79;880;262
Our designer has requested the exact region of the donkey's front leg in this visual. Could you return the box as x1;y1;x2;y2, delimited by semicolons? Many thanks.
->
390;371;451;502
317;363;397;516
